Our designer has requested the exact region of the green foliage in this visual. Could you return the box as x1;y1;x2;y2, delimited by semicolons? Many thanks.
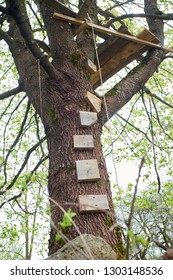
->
70;51;80;65
59;208;76;230
56;209;76;242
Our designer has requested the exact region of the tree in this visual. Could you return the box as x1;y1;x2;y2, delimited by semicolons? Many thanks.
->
113;184;173;260
0;0;173;259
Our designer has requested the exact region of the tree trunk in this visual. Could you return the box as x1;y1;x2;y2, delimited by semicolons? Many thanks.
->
44;63;123;257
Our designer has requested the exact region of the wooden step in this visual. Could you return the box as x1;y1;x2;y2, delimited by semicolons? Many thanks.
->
76;159;100;182
73;135;94;150
79;111;97;127
79;194;109;212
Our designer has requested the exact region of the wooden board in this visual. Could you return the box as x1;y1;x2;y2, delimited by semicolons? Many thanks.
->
79;195;109;212
76;159;100;182
92;29;161;89
73;135;94;150
79;111;97;127
85;91;102;113
97;26;134;66
53;12;173;53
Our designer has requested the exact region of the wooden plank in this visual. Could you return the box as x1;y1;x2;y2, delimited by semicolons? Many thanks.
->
79;195;109;212
92;29;162;89
54;12;85;25
84;58;97;74
98;28;160;67
76;159;100;182
86;22;173;53
79;111;97;127
73;135;94;150
97;26;134;66
43;0;76;17
53;12;173;53
85;91;102;113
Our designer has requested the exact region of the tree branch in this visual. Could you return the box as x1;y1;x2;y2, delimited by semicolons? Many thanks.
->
103;13;173;28
0;83;23;100
126;155;146;259
0;27;14;46
102;49;165;125
0;5;8;14
144;86;173;109
8;0;58;80
0;137;47;195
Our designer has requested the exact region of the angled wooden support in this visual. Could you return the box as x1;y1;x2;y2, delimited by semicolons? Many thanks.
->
79;195;109;213
85;91;102;113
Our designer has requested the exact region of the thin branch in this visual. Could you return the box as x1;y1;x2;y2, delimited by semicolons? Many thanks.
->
142;92;161;193
104;13;173;27
3;100;31;184
116;113;152;145
0;191;23;209
0;83;24;100
0;5;8;14
26;1;45;38
126;155;146;259
144;86;173;110
0;136;47;195
0;27;13;46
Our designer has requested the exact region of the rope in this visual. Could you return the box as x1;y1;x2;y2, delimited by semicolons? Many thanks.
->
38;59;43;120
87;14;126;224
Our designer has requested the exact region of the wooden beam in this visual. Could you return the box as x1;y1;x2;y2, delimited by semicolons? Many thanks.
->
79;195;109;213
54;12;84;25
43;0;76;17
53;12;173;53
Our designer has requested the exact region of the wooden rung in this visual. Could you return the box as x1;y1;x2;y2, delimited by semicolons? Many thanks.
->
76;159;100;182
79;111;97;127
73;135;94;150
85;91;102;113
79;195;109;213
84;58;97;74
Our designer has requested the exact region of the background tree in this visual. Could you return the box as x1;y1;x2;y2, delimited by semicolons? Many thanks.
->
1;0;173;259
